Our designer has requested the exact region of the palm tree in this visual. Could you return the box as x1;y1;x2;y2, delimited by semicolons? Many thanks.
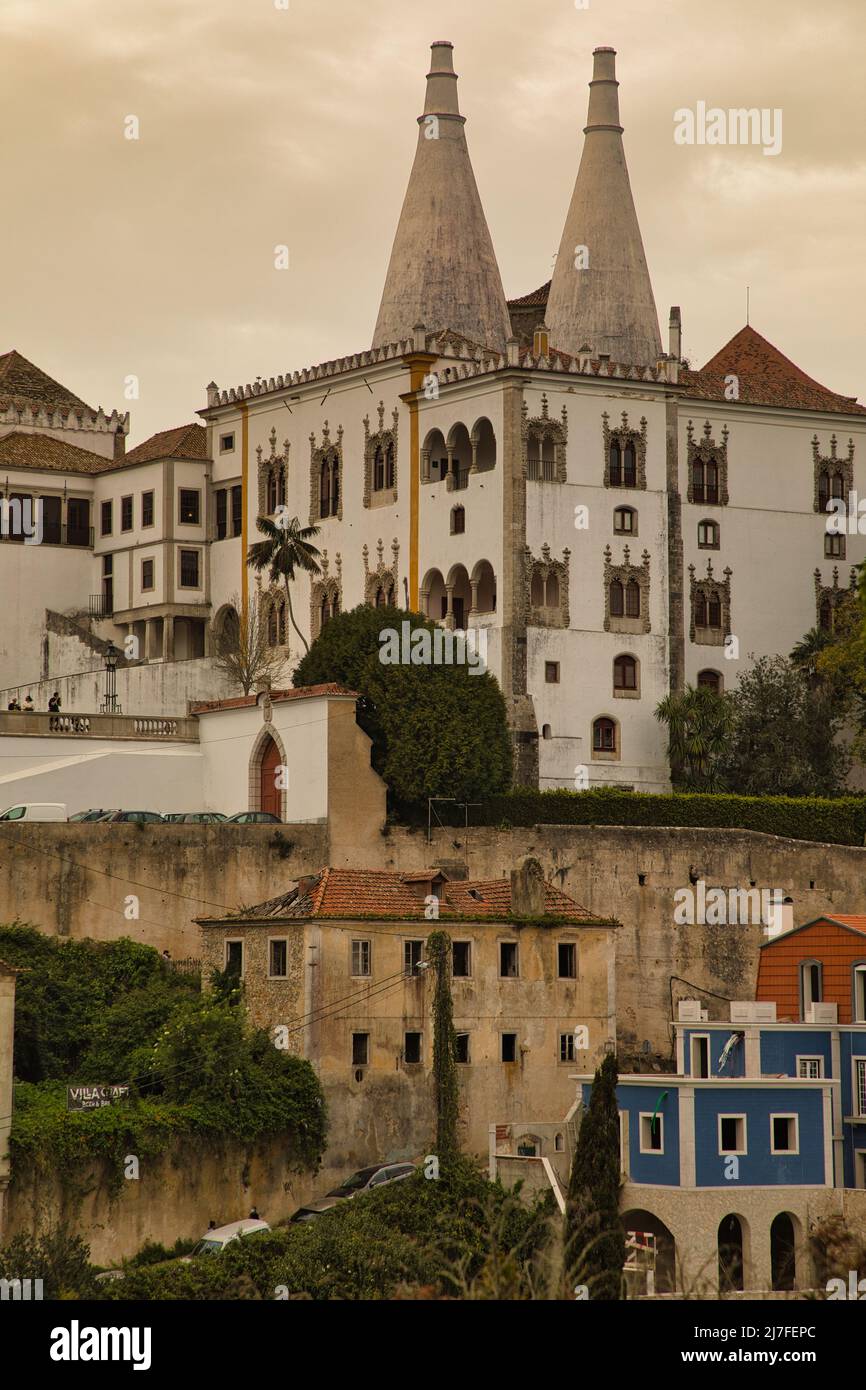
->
790;626;834;684
655;684;733;791
247;515;321;654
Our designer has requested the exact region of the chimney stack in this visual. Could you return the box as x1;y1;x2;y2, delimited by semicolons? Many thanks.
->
669;306;682;361
511;857;546;916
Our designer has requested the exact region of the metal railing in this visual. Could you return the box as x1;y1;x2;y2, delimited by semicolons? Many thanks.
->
89;594;114;619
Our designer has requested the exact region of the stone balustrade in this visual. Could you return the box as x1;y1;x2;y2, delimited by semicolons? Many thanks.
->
0;711;199;741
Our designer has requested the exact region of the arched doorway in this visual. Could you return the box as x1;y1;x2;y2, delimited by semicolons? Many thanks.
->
770;1213;797;1291
718;1214;745;1293
259;735;282;820
621;1209;677;1294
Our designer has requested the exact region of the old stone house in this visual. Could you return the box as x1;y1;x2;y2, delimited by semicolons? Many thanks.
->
198;859;618;1173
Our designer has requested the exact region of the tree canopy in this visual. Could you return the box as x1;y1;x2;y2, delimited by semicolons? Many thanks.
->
293;604;513;804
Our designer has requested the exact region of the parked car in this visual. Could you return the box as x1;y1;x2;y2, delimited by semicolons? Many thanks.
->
0;803;67;822
290;1163;417;1223
224;811;282;825
68;808;107;822
162;812;227;824
185;1219;271;1258
96;810;164;824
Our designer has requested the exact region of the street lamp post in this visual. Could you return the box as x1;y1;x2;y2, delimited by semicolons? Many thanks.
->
102;643;121;714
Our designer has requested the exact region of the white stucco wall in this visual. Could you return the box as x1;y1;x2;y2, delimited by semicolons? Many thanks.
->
197;694;331;821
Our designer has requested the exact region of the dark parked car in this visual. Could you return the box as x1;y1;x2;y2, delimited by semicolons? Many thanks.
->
224;811;282;825
96;810;164;824
68;808;107;822
290;1162;417;1222
162;812;228;824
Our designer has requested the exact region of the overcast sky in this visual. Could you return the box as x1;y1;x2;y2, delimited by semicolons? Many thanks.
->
2;0;864;444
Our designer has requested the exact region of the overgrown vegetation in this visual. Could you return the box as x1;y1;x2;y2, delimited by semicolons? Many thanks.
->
427;931;458;1161
293;603;513;803
1;926;327;1183
94;1158;557;1301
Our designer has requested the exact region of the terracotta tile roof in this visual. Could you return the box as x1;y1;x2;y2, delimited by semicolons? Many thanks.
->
124;423;209;465
681;325;866;415
0;349;92;413
0;430;110;475
205;867;604;924
508;282;551;309
191;684;359;715
759;914;866;948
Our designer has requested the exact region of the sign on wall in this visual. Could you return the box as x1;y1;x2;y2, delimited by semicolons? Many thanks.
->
66;1083;130;1112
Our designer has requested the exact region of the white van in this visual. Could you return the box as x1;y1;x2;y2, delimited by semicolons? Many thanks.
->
0;803;67;822
186;1219;271;1259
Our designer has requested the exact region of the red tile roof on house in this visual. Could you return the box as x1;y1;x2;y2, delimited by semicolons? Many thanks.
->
191;684;359;715
0;349;93;413
202;867;605;924
681;325;866;415
507;282;551;309
125;423;209;465
0;431;111;475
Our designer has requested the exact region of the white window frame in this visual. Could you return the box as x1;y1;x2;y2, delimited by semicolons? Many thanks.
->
220;432;235;453
559;1032;576;1064
639;1111;664;1155
853;964;866;1024
853;1056;866;1119
351;938;371;978
403;938;425;976
770;1113;800;1155
718;1113;747;1156
690;1032;711;1079
267;936;288;980
796;1054;824;1080
224;938;244;978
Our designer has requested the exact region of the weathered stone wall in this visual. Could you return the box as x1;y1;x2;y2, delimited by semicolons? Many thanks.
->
0;822;328;957
4;819;866;1059
3;1136;324;1267
374;823;866;1062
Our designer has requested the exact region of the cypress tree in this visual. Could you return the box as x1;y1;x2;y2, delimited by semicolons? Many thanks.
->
426;930;459;1160
564;1051;625;1299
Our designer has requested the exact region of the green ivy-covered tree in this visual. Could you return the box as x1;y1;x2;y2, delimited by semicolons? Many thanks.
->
293;604;513;804
564;1052;624;1300
426;930;458;1161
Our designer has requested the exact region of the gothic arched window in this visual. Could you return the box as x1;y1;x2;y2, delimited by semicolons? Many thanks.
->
610;579;624;617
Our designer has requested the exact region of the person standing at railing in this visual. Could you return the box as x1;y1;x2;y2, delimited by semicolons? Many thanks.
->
48;692;61;712
6;698;20;711
23;695;34;711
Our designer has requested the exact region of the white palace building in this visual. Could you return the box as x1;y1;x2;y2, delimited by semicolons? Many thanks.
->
1;42;865;808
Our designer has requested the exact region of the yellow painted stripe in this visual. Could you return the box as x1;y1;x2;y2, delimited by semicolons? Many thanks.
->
240;402;249;613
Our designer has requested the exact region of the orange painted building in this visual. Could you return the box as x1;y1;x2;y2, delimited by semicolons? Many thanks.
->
757;916;866;1024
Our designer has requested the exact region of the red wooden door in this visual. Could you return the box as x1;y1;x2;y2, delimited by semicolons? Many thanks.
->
260;738;282;819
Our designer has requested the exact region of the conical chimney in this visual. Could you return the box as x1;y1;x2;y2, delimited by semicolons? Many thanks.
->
372;41;511;351
546;48;661;365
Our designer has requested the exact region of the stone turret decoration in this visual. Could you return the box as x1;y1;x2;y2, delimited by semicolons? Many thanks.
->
546;48;662;365
363;403;399;508
813;565;857;632
257;427;291;516
363;539;400;608
687;420;730;507
310;550;342;639
688;559;732;645
602;410;647;490
812;433;854;514
522;394;569;482
371;41;511;351
309;421;343;525
525;543;570;628
604;544;651;633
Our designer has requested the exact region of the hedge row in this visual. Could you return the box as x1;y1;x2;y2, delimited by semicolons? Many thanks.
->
397;788;866;847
